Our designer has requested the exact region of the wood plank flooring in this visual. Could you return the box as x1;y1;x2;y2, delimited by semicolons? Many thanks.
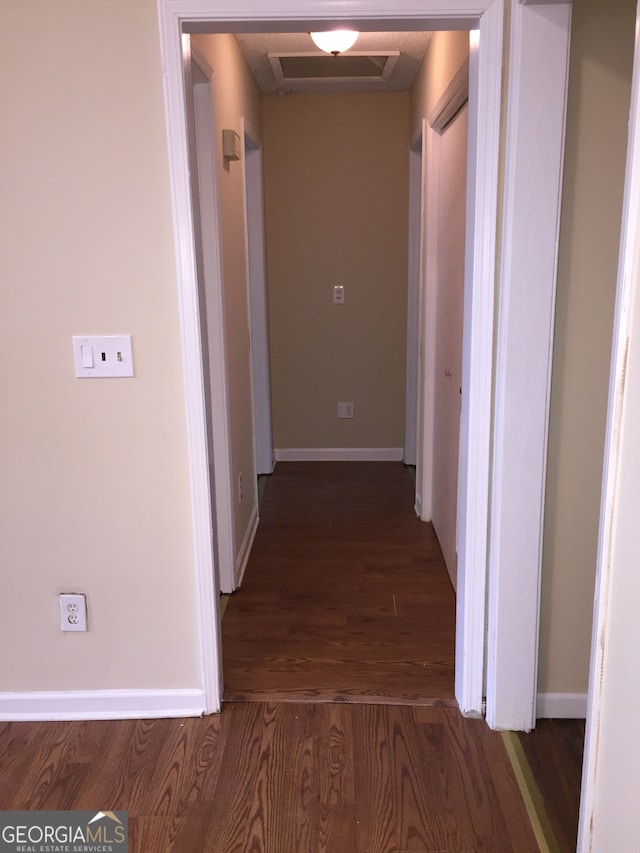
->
222;462;456;704
0;463;554;851
0;702;540;852
517;719;585;852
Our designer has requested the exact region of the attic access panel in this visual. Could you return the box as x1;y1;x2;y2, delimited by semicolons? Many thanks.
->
269;51;400;84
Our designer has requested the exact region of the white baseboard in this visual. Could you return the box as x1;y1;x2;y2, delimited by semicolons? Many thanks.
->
536;692;588;719
235;503;259;587
274;447;404;462
0;688;206;721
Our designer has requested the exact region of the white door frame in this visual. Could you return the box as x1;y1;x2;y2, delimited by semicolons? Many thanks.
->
413;122;429;516
486;0;572;730
241;119;275;476
454;20;500;716
180;40;226;709
157;0;572;722
416;121;439;524
404;136;423;469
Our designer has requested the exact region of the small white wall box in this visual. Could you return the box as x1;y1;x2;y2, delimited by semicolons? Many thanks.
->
222;129;241;160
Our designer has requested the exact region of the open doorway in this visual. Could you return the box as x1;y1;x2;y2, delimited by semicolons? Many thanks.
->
188;27;475;708
157;0;572;728
209;40;467;704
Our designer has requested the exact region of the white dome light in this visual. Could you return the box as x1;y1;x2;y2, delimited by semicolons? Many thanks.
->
310;30;359;56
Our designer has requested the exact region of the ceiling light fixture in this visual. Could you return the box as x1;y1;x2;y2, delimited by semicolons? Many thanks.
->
310;30;359;56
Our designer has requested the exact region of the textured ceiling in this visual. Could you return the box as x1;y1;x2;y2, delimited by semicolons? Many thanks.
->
234;32;432;94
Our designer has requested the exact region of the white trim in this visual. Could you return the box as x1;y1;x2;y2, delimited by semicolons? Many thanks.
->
578;10;640;850
0;689;205;722
161;36;223;714
455;9;503;718
274;447;404;462
269;50;400;87
404;144;422;467
235;503;259;586
176;1;490;30
486;1;572;731
429;56;470;132
536;692;587;719
242;121;274;476
417;122;438;523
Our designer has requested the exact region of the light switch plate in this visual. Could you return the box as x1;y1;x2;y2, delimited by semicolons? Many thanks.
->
333;285;345;304
72;335;134;378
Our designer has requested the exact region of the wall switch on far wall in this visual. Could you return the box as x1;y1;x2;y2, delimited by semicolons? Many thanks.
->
333;285;345;304
337;402;354;419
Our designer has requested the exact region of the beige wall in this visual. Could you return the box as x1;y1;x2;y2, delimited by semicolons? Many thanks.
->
191;34;263;562
2;0;634;707
582;102;640;843
539;0;636;694
263;93;409;450
0;1;201;690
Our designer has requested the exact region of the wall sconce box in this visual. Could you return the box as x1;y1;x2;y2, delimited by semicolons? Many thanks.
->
222;129;241;160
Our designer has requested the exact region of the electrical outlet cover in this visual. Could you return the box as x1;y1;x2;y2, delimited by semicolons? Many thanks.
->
337;402;354;419
59;593;88;632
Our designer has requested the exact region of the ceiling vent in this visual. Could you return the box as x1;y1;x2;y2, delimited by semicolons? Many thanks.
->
268;51;400;85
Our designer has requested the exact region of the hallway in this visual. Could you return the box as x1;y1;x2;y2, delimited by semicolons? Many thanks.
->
222;462;456;704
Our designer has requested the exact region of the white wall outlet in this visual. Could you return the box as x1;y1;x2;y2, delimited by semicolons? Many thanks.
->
72;335;134;378
59;593;87;632
337;402;354;419
333;285;345;305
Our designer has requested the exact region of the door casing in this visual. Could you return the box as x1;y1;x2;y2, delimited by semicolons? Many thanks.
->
157;0;572;729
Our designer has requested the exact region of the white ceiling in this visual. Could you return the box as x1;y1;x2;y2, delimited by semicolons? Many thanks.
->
234;32;432;94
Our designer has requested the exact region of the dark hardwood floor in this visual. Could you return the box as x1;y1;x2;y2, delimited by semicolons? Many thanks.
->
0;462;584;851
222;462;456;704
0;702;540;852
518;719;585;852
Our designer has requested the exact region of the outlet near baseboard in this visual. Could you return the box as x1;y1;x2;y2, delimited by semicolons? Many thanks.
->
337;402;354;419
